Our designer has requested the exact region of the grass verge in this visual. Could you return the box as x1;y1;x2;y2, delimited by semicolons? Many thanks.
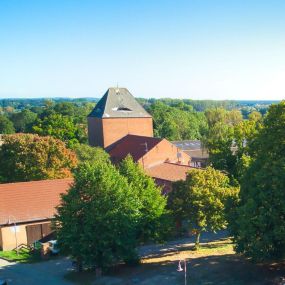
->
0;248;41;263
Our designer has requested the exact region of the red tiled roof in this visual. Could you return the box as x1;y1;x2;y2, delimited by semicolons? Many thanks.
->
145;162;194;182
108;134;162;162
0;178;73;226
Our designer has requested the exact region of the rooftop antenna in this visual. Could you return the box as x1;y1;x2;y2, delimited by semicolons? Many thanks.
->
141;142;148;153
140;142;148;170
116;83;120;95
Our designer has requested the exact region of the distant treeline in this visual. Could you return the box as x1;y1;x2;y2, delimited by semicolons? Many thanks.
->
0;97;276;145
0;97;278;112
0;98;99;110
138;98;278;114
137;98;239;112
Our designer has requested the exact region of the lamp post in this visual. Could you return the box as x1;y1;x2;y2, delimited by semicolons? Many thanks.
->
177;259;187;285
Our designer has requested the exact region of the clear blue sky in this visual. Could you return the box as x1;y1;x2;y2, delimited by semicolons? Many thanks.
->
0;0;285;100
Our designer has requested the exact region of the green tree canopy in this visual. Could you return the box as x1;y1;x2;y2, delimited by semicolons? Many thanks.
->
248;110;262;122
54;161;140;271
168;167;239;248
203;108;261;183
53;102;94;124
234;101;285;260
9;109;38;132
32;114;85;148
0;115;15;134
148;101;207;140
74;144;110;164
0;134;77;183
54;156;169;271
119;155;168;242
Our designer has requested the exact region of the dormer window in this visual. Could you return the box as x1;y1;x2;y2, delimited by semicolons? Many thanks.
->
112;106;133;112
117;107;132;112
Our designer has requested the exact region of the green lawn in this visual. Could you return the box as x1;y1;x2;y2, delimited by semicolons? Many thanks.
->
0;248;41;263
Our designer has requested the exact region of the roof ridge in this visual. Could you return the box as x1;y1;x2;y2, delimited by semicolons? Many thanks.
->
125;134;161;140
0;178;73;187
103;88;111;116
163;162;191;167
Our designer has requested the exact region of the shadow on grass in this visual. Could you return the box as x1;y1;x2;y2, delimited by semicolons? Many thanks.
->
138;230;230;257
142;240;233;260
64;254;285;285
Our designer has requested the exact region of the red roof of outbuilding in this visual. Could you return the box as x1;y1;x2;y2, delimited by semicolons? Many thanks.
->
108;134;162;162
145;162;195;182
0;178;73;226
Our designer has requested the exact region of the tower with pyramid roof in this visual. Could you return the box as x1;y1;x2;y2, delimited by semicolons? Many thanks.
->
87;88;153;148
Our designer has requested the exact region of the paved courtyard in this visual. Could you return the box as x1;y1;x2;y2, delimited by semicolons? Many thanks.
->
2;231;283;285
0;231;229;285
0;257;73;285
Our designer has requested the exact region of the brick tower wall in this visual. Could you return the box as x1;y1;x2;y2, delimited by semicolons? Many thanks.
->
102;117;153;149
87;117;104;147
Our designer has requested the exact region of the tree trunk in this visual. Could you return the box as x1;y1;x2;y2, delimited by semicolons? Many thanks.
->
195;231;201;250
76;257;83;272
96;267;102;277
176;219;182;235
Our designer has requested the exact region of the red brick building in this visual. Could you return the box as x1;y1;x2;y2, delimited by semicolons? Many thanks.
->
108;134;191;168
88;87;195;190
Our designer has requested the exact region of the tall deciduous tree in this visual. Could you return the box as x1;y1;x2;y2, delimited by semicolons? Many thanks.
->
119;156;168;242
234;101;285;260
0;115;15;134
74;144;110;164
168;167;238;248
54;161;140;271
203;108;237;179
148;101;207;140
0;134;77;183
203;108;261;183
32;113;83;148
9;109;37;132
55;156;169;271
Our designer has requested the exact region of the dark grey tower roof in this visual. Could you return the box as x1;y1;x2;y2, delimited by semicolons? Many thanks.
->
88;88;152;118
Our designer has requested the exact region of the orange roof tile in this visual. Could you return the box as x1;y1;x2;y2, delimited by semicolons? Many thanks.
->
0;162;198;226
145;162;195;182
0;178;73;225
